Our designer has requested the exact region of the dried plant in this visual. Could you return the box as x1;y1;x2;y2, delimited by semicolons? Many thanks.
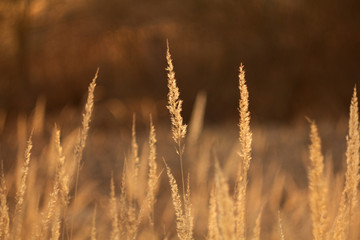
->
91;205;97;240
148;115;158;226
12;134;33;239
131;114;140;184
252;208;263;240
110;175;120;240
166;41;187;147
0;47;359;240
278;211;285;240
207;186;219;240
71;68;98;239
307;120;328;240
235;63;252;240
166;40;187;199
214;160;236;240
49;203;61;240
164;161;193;240
332;87;360;240
344;87;360;220
0;163;9;240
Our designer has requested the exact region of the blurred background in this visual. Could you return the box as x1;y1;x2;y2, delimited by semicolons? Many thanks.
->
0;2;359;237
1;0;360;126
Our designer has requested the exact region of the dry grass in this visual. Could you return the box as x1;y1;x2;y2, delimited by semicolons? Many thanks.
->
307;121;328;240
0;163;10;240
12;134;32;239
236;63;252;240
0;43;359;240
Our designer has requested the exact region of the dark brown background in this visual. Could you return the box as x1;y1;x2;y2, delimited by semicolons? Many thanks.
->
1;0;360;124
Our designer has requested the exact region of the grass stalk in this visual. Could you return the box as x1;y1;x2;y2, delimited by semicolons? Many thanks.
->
70;69;98;239
307;120;328;240
166;40;187;199
12;133;33;240
235;63;252;240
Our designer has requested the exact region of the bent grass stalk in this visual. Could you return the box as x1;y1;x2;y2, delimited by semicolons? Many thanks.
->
70;69;98;239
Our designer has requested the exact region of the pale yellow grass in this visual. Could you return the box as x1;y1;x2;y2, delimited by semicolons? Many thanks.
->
332;87;360;240
236;63;252;240
307;121;328;240
0;43;359;240
12;134;32;239
0;163;9;240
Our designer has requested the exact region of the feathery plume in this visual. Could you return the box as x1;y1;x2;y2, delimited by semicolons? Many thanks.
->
50;204;61;240
344;87;360;217
236;63;252;240
164;160;193;240
307;120;328;240
75;68;98;165
41;127;68;238
12;133;33;239
148;115;158;226
54;127;69;209
332;86;360;239
166;40;187;204
71;69;98;238
166;40;187;146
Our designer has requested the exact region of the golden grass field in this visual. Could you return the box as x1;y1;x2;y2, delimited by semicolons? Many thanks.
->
0;43;359;240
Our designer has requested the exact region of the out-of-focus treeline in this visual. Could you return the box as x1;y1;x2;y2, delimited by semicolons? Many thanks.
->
1;0;360;124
